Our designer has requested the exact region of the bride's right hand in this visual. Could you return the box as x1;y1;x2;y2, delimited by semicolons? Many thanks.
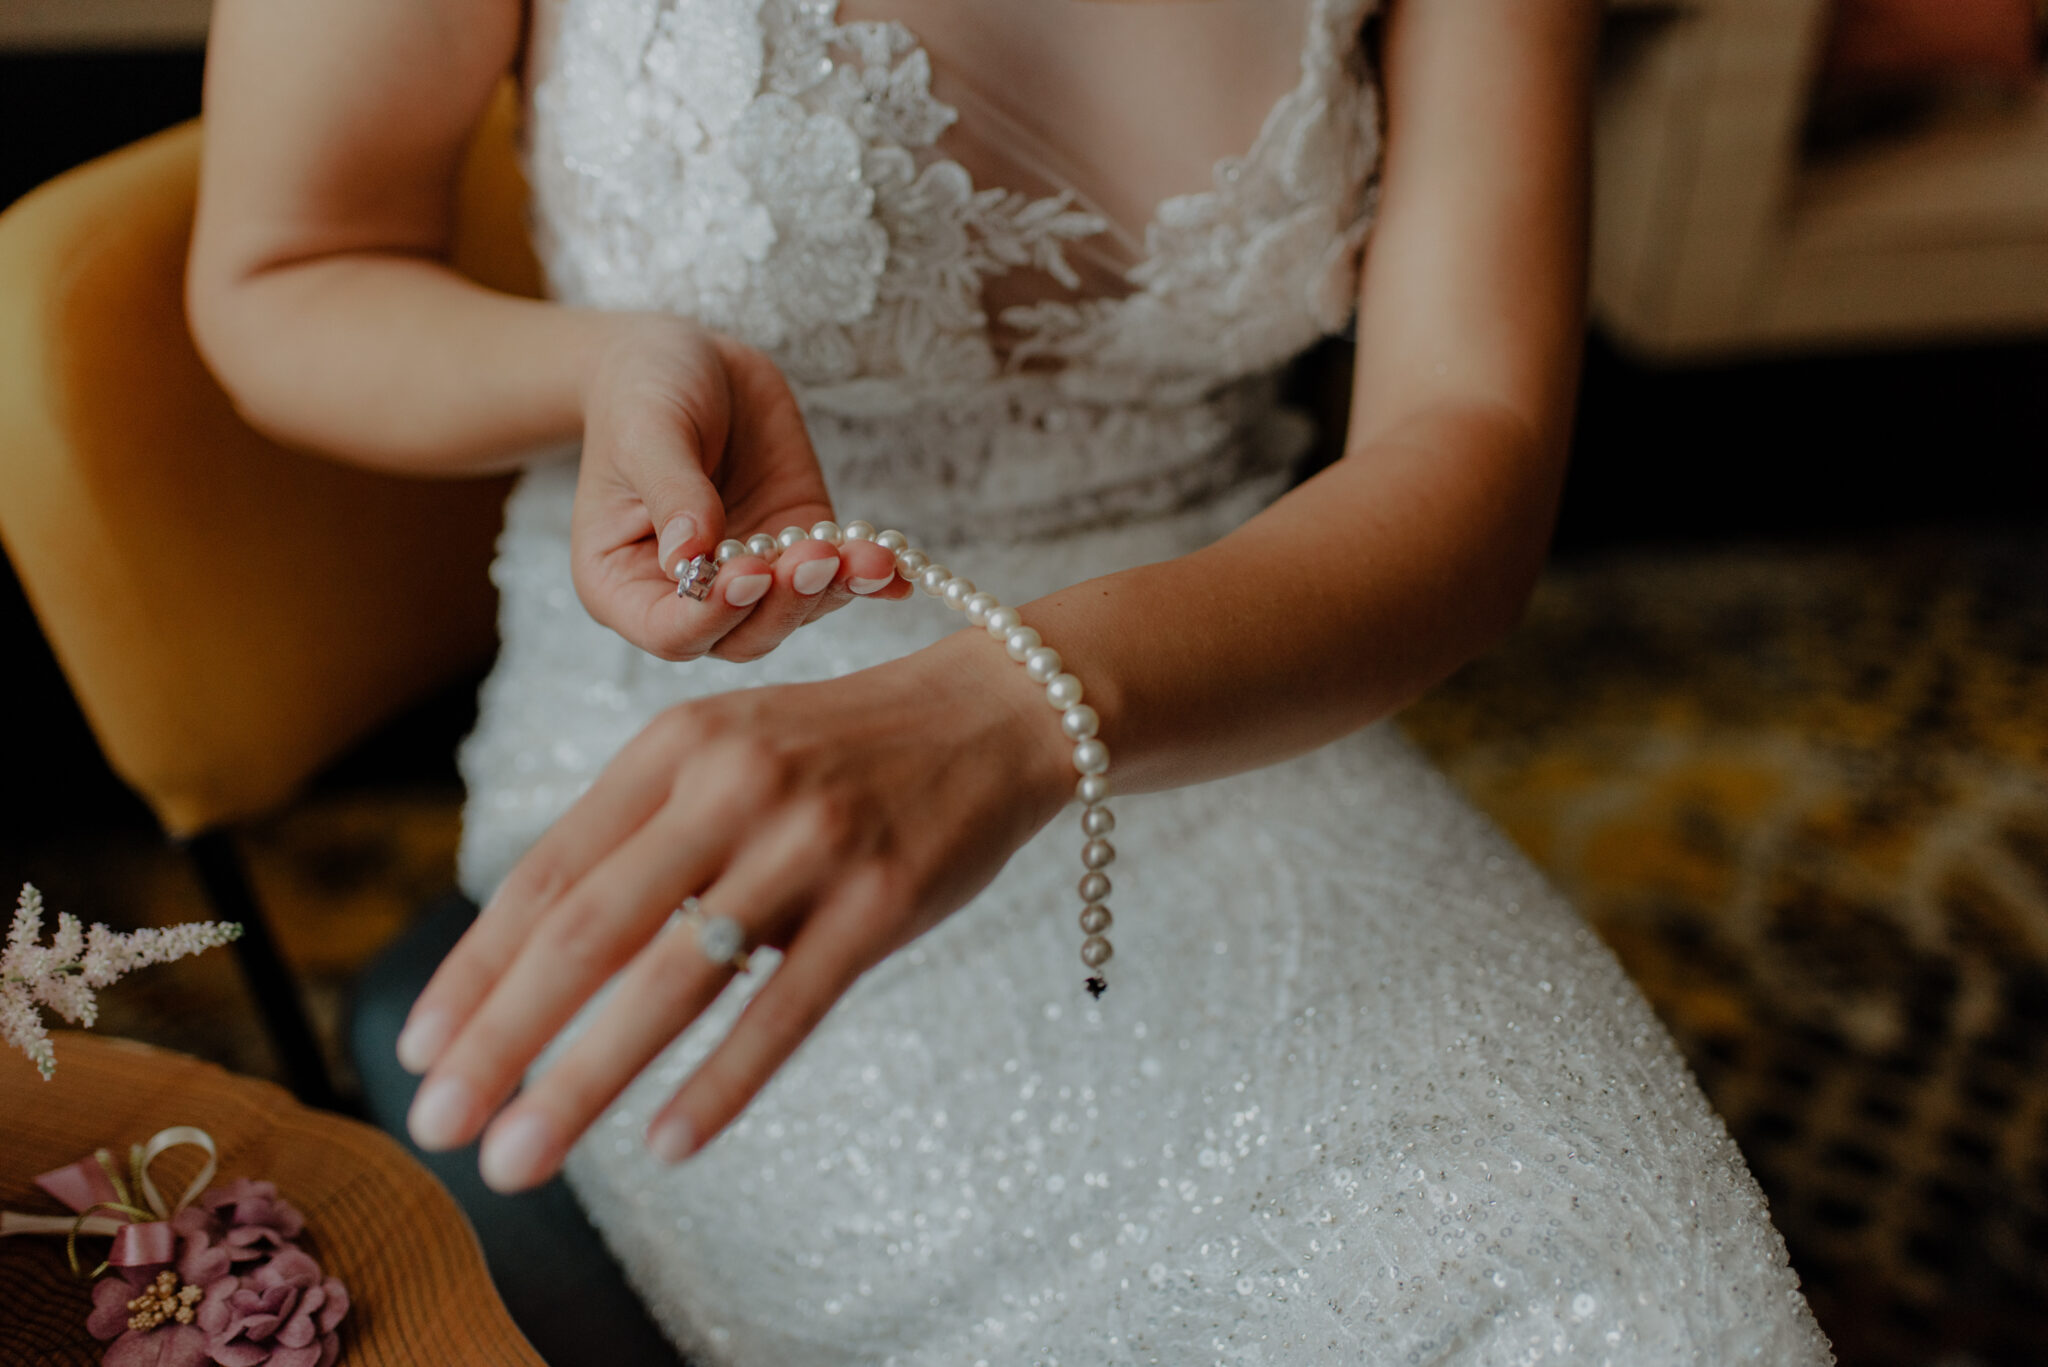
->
573;316;911;662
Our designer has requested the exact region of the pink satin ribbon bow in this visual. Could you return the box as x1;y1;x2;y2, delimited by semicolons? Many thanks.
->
1;1126;218;1276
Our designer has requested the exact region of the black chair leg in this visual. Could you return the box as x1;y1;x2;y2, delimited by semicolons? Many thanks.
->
181;829;343;1112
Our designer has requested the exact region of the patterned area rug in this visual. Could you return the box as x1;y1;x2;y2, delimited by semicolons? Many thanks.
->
8;531;2044;1366
1402;533;2048;1367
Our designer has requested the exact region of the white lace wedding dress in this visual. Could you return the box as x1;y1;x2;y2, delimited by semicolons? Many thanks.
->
457;1;1835;1361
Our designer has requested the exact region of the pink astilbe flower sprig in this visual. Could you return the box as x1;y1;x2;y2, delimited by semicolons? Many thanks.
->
2;884;241;1078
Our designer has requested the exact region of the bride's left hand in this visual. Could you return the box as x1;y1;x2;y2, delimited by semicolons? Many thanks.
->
393;630;1071;1192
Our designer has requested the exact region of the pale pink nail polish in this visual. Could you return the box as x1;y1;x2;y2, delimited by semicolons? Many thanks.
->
792;556;839;596
726;574;771;607
847;576;892;595
648;1115;696;1164
657;514;699;575
481;1110;560;1192
395;1008;454;1074
408;1075;479;1150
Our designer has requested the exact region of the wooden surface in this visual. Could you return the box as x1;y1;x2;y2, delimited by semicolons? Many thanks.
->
0;0;210;50
0;1033;544;1366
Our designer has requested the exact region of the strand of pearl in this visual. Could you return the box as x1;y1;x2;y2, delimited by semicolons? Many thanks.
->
692;519;1119;997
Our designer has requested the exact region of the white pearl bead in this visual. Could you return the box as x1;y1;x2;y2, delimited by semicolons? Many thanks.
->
1004;627;1042;662
1077;774;1110;805
1081;805;1115;837
1061;704;1099;740
746;533;779;558
1023;647;1063;683
1046;673;1084;709
984;607;1022;638
964;591;998;625
1078;871;1111;903
943;577;976;610
777;525;809;550
715;538;749;565
1072;738;1109;774
1080;935;1113;968
875;529;907;552
895;548;929;578
1082;839;1115;870
1078;904;1112;934
919;564;952;595
843;520;875;541
809;520;843;545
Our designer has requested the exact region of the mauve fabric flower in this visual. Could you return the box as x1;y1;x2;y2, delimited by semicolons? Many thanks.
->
88;1277;139;1339
83;1180;346;1367
87;1280;210;1367
100;1182;307;1295
197;1180;306;1264
102;1325;210;1367
140;1208;234;1283
197;1247;347;1367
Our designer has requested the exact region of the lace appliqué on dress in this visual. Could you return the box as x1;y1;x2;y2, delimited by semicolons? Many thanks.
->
536;0;1111;385
527;0;1380;543
530;0;1382;393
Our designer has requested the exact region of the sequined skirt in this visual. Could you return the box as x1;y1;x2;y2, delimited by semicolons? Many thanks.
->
457;438;1832;1365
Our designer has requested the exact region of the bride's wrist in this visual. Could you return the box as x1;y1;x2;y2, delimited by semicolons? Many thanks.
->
573;312;705;414
917;627;1077;829
857;539;1126;991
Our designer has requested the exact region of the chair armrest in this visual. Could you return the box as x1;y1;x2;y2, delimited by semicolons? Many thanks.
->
0;90;534;835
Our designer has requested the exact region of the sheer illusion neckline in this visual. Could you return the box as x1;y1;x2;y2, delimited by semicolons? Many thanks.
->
525;0;1382;393
829;0;1336;310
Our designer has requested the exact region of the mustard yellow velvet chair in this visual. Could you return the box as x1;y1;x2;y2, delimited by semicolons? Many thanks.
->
0;85;538;1106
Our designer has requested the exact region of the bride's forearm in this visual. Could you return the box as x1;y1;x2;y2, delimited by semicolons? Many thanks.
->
978;0;1594;800
187;252;641;475
188;0;611;476
993;399;1566;797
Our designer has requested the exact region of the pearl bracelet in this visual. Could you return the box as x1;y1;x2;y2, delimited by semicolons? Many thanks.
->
681;520;1119;998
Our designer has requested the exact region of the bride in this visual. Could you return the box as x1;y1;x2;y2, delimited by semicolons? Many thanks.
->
188;0;1834;1360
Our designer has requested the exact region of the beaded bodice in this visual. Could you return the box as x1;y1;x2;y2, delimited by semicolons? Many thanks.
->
523;0;1382;542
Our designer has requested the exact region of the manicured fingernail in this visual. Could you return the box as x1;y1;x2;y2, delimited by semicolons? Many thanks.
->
847;576;892;595
792;556;839;596
725;574;771;607
657;514;699;576
395;1008;454;1075
408;1075;480;1150
648;1115;696;1165
481;1110;560;1193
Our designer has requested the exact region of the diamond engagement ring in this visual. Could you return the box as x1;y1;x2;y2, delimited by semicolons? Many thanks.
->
676;896;753;972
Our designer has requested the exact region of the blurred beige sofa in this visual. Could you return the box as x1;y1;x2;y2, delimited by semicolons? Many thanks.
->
1599;0;2048;356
